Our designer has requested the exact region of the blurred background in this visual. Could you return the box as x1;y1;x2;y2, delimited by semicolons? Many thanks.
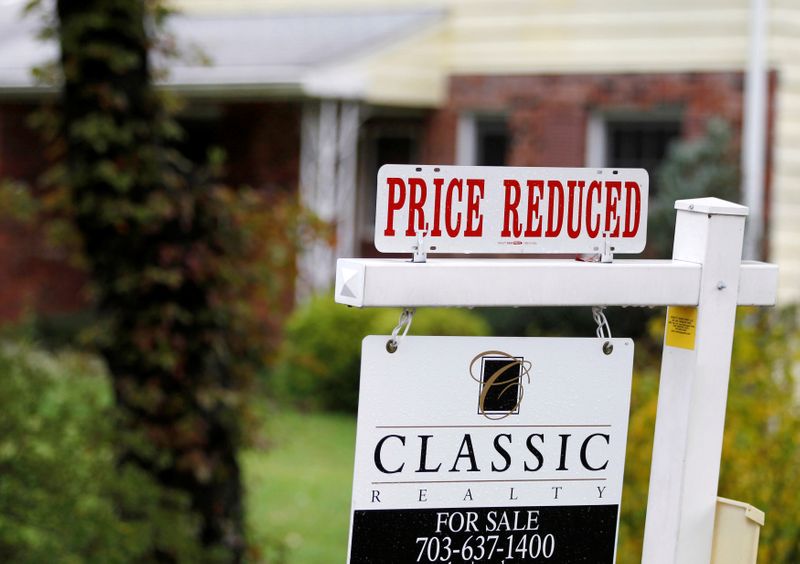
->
0;0;797;562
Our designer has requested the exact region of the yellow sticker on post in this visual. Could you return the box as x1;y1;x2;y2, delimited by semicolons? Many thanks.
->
665;306;698;350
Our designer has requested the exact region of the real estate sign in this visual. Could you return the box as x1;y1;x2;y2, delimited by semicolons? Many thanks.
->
348;336;634;564
374;165;649;255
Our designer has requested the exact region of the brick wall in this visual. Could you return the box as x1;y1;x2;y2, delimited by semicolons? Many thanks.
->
0;103;43;182
0;103;87;322
222;101;301;194
421;72;747;167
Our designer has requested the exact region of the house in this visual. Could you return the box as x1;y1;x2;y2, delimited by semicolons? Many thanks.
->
0;0;796;320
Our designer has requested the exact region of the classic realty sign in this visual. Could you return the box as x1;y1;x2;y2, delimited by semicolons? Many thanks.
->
375;165;649;255
347;337;634;564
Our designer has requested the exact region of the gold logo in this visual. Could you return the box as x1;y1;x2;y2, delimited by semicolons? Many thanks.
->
469;350;531;420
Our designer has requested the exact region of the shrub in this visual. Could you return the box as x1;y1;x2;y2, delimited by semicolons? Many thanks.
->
371;307;490;338
269;295;379;413
617;307;800;562
648;118;739;257
271;297;490;412
0;342;204;563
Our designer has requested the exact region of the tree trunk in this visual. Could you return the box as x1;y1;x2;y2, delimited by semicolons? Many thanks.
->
56;2;246;560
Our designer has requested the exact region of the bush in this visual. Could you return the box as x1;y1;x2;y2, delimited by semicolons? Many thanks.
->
270;296;490;412
617;307;800;562
648;118;740;257
269;295;378;413
371;307;491;338
0;342;205;563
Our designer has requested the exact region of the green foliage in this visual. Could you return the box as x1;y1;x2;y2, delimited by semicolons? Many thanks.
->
271;296;490;412
648;118;740;257
617;308;800;562
721;308;800;563
371;306;491;338
4;1;318;560
0;180;40;224
0;342;205;563
270;295;377;413
34;0;285;558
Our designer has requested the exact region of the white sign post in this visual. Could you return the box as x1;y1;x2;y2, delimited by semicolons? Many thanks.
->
335;164;779;564
349;337;634;563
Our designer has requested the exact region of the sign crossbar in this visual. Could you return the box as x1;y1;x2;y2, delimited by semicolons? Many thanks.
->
336;258;777;308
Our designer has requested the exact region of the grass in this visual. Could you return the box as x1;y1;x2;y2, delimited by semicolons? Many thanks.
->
244;408;356;563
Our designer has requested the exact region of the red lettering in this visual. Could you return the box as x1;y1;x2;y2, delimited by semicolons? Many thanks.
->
384;177;406;236
622;181;641;237
604;181;621;237
431;178;444;237
501;179;522;238
405;177;427;236
586;180;601;237
566;180;585;239
524;180;544;237
465;178;484;237
445;178;463;237
545;180;564;237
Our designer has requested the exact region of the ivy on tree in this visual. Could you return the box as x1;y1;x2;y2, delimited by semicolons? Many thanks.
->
55;1;265;560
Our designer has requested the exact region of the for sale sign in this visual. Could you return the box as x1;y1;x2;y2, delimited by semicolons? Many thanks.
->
374;165;648;255
348;336;634;563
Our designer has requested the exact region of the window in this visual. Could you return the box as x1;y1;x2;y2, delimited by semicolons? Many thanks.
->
358;121;420;253
457;114;510;166
586;113;681;193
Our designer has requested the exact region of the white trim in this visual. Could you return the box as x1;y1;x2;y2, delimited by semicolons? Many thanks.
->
297;99;363;299
585;112;606;167
456;112;477;166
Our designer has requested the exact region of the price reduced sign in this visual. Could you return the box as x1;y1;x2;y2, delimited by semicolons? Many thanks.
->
348;337;634;564
374;165;648;255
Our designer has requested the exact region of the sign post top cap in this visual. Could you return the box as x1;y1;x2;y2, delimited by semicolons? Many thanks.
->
674;197;748;217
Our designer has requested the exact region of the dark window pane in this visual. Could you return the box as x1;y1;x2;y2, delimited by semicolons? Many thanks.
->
362;133;418;251
606;119;681;193
476;117;509;166
375;136;414;175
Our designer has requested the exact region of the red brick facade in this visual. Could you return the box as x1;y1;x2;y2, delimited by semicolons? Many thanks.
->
0;103;87;321
221;102;301;194
420;72;747;167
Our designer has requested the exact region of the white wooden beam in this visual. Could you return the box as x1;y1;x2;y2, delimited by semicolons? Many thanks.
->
335;258;777;308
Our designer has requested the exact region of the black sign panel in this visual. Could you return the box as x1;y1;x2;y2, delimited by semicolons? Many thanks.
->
350;504;618;563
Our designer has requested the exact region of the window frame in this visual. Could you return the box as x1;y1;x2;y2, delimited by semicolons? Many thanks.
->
586;110;683;170
457;112;510;166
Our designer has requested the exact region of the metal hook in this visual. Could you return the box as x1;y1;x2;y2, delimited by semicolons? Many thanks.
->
386;308;415;353
592;306;613;354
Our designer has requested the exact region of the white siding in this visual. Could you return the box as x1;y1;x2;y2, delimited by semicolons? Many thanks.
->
771;58;800;300
361;25;447;107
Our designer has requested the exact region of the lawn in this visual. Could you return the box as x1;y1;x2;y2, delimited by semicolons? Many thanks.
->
244;408;356;563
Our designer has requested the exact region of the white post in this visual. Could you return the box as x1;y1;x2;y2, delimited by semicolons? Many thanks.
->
741;0;768;260
297;100;341;299
336;101;361;260
642;198;748;564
